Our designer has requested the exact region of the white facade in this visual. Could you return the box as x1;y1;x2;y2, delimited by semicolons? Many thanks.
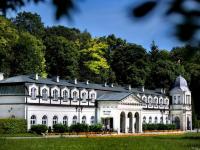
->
0;74;192;133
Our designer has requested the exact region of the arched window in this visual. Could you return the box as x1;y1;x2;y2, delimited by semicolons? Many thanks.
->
149;117;152;124
72;116;77;124
143;116;146;124
30;115;36;125
53;89;58;100
82;92;87;101
63;116;68;125
63;90;68;101
90;116;95;125
91;93;95;102
82;116;86;124
31;87;37;99
42;115;48;125
42;89;48;100
73;91;78;100
53;116;58;125
160;117;163;124
154;117;158;124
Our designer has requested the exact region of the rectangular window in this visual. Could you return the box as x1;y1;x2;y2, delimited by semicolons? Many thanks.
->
186;95;190;104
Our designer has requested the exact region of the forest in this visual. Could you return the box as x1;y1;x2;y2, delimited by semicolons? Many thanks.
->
0;12;200;124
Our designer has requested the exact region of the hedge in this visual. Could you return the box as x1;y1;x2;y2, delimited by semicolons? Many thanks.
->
89;124;103;132
31;125;48;134
53;124;68;133
0;118;27;134
142;123;176;131
69;123;89;133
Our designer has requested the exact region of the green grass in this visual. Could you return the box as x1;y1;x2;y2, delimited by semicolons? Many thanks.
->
0;133;41;137
0;133;200;150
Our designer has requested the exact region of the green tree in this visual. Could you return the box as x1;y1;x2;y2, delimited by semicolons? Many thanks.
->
11;32;47;77
44;36;80;79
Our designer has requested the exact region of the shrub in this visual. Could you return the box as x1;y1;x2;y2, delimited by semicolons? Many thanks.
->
48;126;52;133
89;124;103;132
0;118;27;134
142;123;176;131
31;125;48;134
69;123;89;133
53;124;68;133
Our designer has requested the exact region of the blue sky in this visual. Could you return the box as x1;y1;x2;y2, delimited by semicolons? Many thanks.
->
8;0;183;51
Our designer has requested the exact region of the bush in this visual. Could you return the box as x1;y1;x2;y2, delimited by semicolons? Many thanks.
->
0;118;27;134
89;124;103;132
69;123;89;133
53;124;68;133
31;125;48;134
142;123;176;131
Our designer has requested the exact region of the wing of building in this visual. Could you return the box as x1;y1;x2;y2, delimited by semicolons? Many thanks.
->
0;73;192;133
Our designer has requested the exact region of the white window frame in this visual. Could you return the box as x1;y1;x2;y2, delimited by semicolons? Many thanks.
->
30;115;36;125
42;115;48;125
82;116;86;124
63;116;68;125
53;116;58;125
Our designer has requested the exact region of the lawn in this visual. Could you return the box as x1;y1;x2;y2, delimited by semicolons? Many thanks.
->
0;133;200;150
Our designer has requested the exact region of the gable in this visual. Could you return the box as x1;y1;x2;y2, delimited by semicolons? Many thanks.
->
119;94;142;105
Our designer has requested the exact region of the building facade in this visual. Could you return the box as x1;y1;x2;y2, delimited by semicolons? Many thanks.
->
0;73;192;133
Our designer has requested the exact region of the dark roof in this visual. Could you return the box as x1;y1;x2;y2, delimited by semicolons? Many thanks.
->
0;74;167;96
97;92;131;101
0;85;25;95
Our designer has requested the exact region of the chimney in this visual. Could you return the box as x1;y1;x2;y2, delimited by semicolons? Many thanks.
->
104;82;107;87
56;76;59;82
86;80;89;85
35;73;39;80
128;85;131;91
110;83;114;88
0;73;4;80
74;78;77;84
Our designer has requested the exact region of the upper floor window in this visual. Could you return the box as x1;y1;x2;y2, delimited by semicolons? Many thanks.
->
63;90;68;101
90;116;95;125
30;115;36;125
31;87;37;99
53;89;58;100
53;116;58;125
63;116;68;125
142;97;147;103
173;96;176;104
178;96;181;104
91;93;95;102
42;115;48;125
82;92;87;101
73;91;78;100
42;89;48;100
149;98;152;106
82;116;86;124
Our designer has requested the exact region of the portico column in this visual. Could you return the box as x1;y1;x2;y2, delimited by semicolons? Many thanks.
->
125;116;129;133
139;111;143;133
132;117;135;133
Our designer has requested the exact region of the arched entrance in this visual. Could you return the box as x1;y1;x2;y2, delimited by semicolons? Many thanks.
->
174;116;180;129
134;112;139;133
120;112;126;133
187;116;190;130
128;112;133;133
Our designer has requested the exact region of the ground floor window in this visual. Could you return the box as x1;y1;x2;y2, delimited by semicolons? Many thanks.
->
73;116;77;124
53;116;58;125
30;115;36;125
63;116;68;125
42;115;48;125
90;116;95;125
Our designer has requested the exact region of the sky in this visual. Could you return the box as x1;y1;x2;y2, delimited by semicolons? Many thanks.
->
7;0;184;51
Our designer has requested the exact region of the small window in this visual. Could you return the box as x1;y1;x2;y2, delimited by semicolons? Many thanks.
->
155;117;158;124
73;116;77;124
143;116;146;124
149;98;152;106
53;89;58;100
30;115;36;125
63;90;68;101
73;91;78;100
42;115;48;125
82;92;87;101
31;87;37;99
91;93;95;102
63;116;68;125
149;117;152;124
82;116;86;124
53;116;58;125
160;99;163;105
42;89;48;100
90;116;95;125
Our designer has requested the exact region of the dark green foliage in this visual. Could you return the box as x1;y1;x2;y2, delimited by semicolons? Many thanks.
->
69;123;89;133
89;124;103;132
30;125;48;134
0;118;27;134
53;124;68;133
142;124;176;131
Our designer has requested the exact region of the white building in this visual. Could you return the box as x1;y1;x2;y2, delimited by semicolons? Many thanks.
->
0;73;192;133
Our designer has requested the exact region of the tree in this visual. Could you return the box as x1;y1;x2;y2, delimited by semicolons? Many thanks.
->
0;16;19;76
13;11;45;38
11;32;47;77
80;39;110;82
149;40;159;62
44;35;80;79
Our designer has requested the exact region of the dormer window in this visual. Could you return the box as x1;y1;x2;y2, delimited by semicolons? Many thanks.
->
63;90;68;101
73;91;78;101
82;92;87;101
53;89;58;100
149;98;152;106
91;93;95;102
31;87;37;100
42;89;48;100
